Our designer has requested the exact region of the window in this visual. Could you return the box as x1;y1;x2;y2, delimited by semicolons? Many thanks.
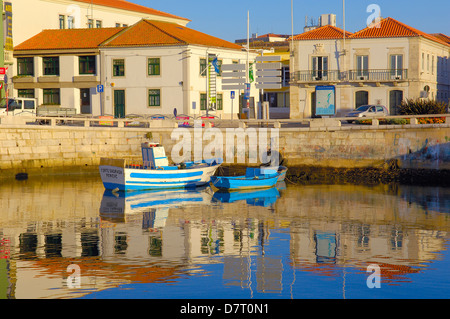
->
96;20;102;28
312;56;328;79
217;93;223;110
200;58;207;76
17;57;34;76
113;59;125;77
88;19;93;29
148;58;160;76
148;89;161;107
422;53;425;71
200;93;207;110
115;23;121;27
390;55;403;78
432;56;435;75
67;16;74;29
43;89;60;105
122;24;128;27
59;15;65;29
18;89;35;98
79;56;96;75
427;54;430;72
43;57;60;76
356;55;369;78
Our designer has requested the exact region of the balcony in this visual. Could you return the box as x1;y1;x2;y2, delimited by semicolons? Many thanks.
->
291;70;341;83
347;69;408;82
292;69;408;85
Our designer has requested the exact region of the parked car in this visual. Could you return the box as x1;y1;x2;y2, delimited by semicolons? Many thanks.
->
0;98;37;116
345;105;389;123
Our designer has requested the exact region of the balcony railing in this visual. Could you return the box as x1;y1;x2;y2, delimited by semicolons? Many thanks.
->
292;69;408;83
292;70;341;82
347;69;408;81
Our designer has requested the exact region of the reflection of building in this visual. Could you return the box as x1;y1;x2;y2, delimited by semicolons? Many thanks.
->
289;17;450;119
1;181;449;298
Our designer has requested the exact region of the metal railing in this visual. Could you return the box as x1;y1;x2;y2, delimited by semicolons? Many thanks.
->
292;69;408;82
1;113;449;130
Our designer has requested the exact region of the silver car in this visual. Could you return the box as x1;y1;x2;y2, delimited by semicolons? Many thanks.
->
345;105;389;123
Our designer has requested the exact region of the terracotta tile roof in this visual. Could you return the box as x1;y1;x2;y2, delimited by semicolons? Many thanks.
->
430;33;450;44
349;17;450;47
73;0;190;22
101;20;243;50
14;27;125;51
290;25;353;40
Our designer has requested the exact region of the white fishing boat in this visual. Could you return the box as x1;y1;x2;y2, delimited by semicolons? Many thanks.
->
99;142;222;192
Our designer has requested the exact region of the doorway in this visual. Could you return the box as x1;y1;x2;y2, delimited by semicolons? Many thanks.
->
355;91;369;109
389;90;403;115
80;88;91;114
113;89;125;118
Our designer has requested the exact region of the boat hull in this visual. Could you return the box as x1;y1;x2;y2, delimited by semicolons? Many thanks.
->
210;174;280;191
100;163;220;191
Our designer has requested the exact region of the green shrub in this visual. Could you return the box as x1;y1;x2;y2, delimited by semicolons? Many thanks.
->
398;98;448;115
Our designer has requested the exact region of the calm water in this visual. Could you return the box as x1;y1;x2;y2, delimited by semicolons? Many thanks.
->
0;174;449;300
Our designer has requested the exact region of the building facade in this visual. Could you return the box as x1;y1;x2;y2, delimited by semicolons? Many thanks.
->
13;19;258;118
289;17;450;119
3;0;189;102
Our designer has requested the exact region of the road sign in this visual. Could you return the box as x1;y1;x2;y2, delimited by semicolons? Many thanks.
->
254;56;282;90
231;91;235;99
97;84;104;93
221;63;246;90
0;68;6;75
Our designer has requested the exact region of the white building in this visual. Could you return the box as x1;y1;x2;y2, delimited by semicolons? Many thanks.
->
289;17;450;119
13;19;258;118
4;0;189;101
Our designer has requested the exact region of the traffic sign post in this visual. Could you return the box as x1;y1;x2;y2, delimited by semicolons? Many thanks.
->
255;56;282;119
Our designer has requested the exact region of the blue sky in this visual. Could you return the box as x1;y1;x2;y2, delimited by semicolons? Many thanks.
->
135;0;449;42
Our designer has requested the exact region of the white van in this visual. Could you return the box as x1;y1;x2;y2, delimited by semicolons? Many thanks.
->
0;98;37;116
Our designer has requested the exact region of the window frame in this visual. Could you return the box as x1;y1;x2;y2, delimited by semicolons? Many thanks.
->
17;57;34;76
43;88;61;105
148;89;161;107
112;59;125;77
79;56;97;75
17;89;35;99
43;57;60;76
147;57;161;76
59;15;65;29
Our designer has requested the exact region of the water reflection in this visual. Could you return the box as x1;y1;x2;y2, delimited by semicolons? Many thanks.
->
0;175;449;299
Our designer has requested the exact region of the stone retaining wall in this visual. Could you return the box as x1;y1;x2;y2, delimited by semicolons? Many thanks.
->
0;124;449;179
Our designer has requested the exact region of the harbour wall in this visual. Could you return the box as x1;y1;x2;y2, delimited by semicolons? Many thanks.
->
0;124;449;183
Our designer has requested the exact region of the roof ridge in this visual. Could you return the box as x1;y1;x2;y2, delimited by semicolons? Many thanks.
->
143;20;187;45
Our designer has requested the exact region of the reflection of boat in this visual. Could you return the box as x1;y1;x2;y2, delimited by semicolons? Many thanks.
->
99;143;221;192
212;186;280;207
99;187;212;224
210;167;280;191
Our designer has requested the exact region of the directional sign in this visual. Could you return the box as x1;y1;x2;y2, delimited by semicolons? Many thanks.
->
221;63;246;90
254;56;282;90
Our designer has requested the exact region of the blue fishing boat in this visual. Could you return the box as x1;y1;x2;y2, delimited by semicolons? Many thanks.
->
277;166;287;182
210;167;280;191
100;142;222;191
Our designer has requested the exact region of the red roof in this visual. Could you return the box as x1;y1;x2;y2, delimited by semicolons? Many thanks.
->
14;27;125;51
349;17;450;47
430;33;450;44
73;0;189;22
14;20;243;51
291;25;353;40
101;20;243;50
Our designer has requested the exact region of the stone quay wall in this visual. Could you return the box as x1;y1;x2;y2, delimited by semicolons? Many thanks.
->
0;124;449;180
